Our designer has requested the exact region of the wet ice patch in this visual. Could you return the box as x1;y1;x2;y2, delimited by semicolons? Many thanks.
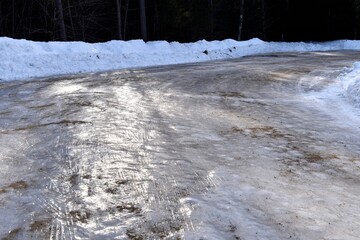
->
49;81;86;95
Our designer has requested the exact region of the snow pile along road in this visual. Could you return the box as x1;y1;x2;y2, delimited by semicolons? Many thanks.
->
2;37;360;81
339;62;360;107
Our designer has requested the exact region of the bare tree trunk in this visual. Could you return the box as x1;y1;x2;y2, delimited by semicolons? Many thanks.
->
55;0;67;41
0;2;3;35
116;0;122;39
209;0;214;40
139;0;147;41
153;0;159;39
123;0;129;40
261;0;267;40
27;1;33;36
355;0;360;39
12;0;15;37
81;16;85;41
281;0;289;41
67;0;76;40
237;0;245;40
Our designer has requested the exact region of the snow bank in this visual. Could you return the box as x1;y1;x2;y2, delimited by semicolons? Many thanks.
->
1;37;360;81
339;62;360;107
302;59;360;125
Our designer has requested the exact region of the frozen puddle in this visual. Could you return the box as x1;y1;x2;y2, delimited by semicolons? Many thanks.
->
0;51;360;239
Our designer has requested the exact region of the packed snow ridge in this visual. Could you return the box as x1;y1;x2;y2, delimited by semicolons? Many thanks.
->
339;62;360;107
2;37;360;82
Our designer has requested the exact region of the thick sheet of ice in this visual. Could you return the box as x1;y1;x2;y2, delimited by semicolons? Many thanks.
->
1;52;360;239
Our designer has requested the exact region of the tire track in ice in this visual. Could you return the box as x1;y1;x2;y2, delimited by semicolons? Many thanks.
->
28;73;201;239
41;72;224;239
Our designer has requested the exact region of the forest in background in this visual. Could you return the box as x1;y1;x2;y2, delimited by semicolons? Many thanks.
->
0;0;360;43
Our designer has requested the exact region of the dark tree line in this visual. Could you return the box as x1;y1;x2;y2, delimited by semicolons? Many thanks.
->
0;0;359;43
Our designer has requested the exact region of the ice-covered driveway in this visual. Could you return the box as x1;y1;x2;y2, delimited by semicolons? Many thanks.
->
1;51;360;240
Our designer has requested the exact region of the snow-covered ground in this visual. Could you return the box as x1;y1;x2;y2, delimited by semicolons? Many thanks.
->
338;62;360;107
301;60;360;125
1;37;360;82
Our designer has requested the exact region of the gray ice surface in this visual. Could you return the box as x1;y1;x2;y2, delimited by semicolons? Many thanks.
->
0;51;360;240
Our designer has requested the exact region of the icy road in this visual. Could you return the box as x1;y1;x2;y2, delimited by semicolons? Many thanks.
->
1;51;360;240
